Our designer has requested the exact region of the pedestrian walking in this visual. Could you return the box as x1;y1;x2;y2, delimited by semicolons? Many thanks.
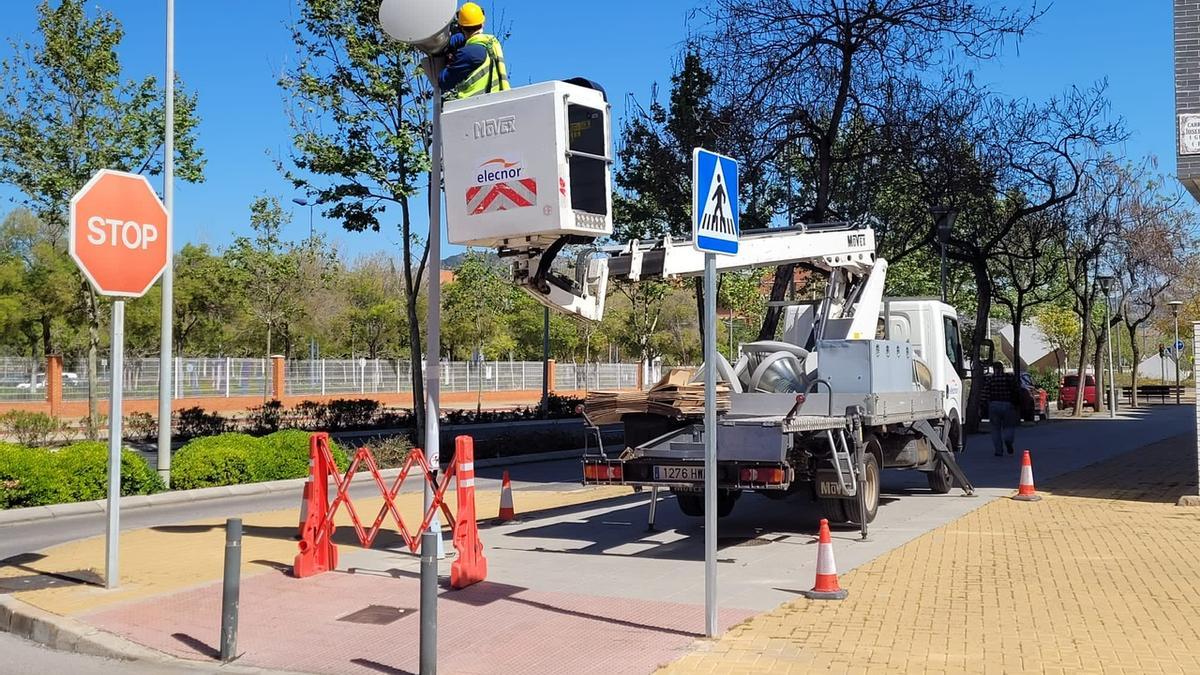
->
985;362;1020;457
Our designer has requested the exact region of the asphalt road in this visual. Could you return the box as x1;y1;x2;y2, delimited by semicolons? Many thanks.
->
0;459;583;561
0;631;216;674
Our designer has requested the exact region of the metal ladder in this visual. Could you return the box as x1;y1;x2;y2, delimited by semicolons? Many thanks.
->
825;428;858;497
912;419;975;495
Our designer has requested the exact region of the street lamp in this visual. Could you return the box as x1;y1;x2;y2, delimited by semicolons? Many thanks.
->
378;4;455;670
291;197;314;240
1097;274;1116;418
1170;300;1184;405
929;205;958;303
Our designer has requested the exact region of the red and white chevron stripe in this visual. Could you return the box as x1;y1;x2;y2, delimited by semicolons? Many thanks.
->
466;178;538;215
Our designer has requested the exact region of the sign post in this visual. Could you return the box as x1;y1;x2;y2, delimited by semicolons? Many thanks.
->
70;169;171;589
692;148;740;638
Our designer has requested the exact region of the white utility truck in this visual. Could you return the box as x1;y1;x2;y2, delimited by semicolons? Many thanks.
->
442;81;974;533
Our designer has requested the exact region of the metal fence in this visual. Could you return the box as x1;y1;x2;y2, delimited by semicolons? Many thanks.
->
0;357;41;402
0;357;644;403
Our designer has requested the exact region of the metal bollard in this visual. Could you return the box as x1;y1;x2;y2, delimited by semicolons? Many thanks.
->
220;518;242;662
420;530;438;675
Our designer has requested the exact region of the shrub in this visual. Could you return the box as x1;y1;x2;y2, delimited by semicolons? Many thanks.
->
374;407;415;430
247;400;284;435
0;410;62;447
260;429;348;479
288;400;329;430
0;441;162;509
175;407;228;440
53;442;165;501
0;443;68;509
325;399;380;430
367;435;413;469
125;412;158;443
81;414;107;441
172;433;266;489
544;394;585;419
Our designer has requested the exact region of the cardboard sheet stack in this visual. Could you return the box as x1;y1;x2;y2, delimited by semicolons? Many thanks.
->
584;368;731;424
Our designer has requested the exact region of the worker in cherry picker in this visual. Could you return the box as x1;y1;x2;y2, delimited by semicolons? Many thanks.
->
439;3;510;99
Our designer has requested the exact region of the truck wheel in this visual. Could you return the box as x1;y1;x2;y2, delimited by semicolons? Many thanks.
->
927;421;959;494
673;491;740;518
844;451;880;525
926;457;953;494
818;497;848;523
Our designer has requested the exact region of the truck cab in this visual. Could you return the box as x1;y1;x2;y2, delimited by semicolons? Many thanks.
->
886;299;965;446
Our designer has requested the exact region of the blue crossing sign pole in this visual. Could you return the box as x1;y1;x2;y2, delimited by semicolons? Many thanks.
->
693;148;739;639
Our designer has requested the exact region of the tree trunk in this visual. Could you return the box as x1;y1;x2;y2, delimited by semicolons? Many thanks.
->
758;264;796;341
1072;301;1092;417
40;314;52;358
1128;324;1140;407
1092;339;1105;414
265;323;273;401
1011;306;1024;375
84;283;101;440
964;261;992;434
405;289;425;434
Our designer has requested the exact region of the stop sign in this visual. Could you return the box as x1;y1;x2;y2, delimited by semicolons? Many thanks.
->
69;169;171;298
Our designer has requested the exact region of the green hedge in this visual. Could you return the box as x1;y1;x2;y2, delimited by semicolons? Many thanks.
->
0;442;164;510
171;431;347;490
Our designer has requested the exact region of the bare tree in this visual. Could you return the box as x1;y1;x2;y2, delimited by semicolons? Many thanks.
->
990;210;1069;375
707;0;1042;340
1112;176;1194;406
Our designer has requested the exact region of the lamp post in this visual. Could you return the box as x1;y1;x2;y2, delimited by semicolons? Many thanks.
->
291;197;314;240
1170;300;1184;405
157;0;175;487
378;3;455;672
1097;275;1116;418
929;205;958;303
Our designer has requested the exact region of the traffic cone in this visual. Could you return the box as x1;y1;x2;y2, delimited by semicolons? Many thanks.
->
800;519;848;600
1012;449;1042;502
498;470;515;521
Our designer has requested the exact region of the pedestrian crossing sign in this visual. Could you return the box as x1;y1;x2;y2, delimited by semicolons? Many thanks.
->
692;148;740;255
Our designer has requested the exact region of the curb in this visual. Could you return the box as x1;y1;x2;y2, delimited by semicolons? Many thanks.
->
0;594;306;673
0;447;589;527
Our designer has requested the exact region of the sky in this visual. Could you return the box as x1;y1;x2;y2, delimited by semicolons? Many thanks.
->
0;1;1179;262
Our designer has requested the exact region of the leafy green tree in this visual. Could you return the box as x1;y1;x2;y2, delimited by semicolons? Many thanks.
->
336;254;406;359
616;50;779;351
227;197;331;363
280;0;433;428
0;209;78;362
0;0;204;429
443;252;519;360
173;244;245;355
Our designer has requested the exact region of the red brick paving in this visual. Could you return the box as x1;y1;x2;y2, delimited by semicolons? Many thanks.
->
85;568;754;674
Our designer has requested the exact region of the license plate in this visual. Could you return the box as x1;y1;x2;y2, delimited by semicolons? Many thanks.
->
816;474;848;497
654;465;704;482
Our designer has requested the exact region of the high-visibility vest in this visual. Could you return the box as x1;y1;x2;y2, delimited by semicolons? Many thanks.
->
453;34;510;99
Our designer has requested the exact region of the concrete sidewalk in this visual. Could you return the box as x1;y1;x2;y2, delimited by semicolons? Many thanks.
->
664;434;1200;674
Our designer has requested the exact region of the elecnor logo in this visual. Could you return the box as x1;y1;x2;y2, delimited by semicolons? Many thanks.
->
476;157;524;185
473;115;516;139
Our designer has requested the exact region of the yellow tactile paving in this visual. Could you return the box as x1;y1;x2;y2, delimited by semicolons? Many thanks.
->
1;484;629;617
665;437;1200;674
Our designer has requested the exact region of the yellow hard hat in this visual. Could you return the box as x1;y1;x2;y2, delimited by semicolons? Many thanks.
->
458;2;485;28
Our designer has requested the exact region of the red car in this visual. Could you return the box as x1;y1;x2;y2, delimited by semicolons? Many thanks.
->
1059;374;1097;410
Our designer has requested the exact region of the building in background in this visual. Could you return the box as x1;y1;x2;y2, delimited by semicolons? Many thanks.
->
1177;0;1200;200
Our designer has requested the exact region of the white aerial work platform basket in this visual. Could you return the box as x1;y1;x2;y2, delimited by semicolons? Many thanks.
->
443;81;613;249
